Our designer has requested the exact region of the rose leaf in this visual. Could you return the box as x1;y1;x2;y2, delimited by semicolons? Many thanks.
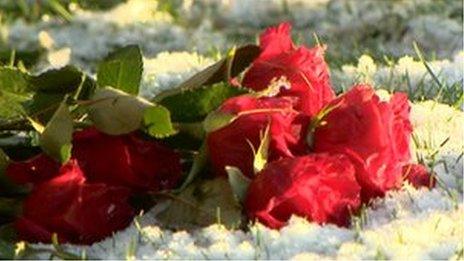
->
143;105;177;138
159;83;247;123
97;45;142;95
39;103;73;163
88;87;151;135
225;166;251;203
202;110;237;133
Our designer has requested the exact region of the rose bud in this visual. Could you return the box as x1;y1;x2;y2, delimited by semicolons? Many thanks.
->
242;22;335;116
207;95;310;178
245;154;361;229
402;163;436;189
15;160;134;244
314;85;413;202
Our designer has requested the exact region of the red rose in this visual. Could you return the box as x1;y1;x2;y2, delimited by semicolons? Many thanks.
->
314;85;413;201
207;95;310;178
242;22;334;116
72;128;182;192
402;163;436;189
15;160;134;244
245;154;361;229
6;128;182;192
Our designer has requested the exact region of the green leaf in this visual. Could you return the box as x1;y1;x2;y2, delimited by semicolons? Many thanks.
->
0;65;88;95
154;44;260;101
0;90;29;119
39;103;73;163
0;67;30;93
159;83;247;122
29;66;83;93
0;67;31;119
156;178;242;229
174;122;205;140
23;92;64;122
97;45;143;95
88;87;150;135
203;110;237;133
253;124;270;174
23;67;95;123
225;166;251;203
143;105;176;138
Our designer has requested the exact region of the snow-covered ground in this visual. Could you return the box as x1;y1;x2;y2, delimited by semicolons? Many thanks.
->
332;52;464;103
1;0;462;259
1;0;462;71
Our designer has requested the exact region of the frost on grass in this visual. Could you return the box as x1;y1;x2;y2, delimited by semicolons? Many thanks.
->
2;0;224;71
348;207;463;260
332;52;464;103
2;0;462;71
182;0;462;59
411;101;463;156
34;198;462;259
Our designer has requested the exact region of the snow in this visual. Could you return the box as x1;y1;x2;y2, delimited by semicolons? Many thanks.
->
3;0;222;71
2;0;461;72
139;51;214;100
32;196;462;259
332;52;464;96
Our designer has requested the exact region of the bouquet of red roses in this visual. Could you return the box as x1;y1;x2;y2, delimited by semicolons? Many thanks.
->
0;22;435;246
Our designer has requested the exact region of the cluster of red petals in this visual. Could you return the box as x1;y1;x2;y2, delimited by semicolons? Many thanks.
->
245;154;361;228
208;22;435;229
314;85;413;202
15;161;134;244
207;95;310;178
242;22;335;117
72;128;182;192
6;128;182;244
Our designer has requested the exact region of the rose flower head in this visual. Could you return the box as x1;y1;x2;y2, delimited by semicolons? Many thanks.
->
242;22;335;116
15;160;134;244
245;154;361;229
314;84;413;201
207;95;310;178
